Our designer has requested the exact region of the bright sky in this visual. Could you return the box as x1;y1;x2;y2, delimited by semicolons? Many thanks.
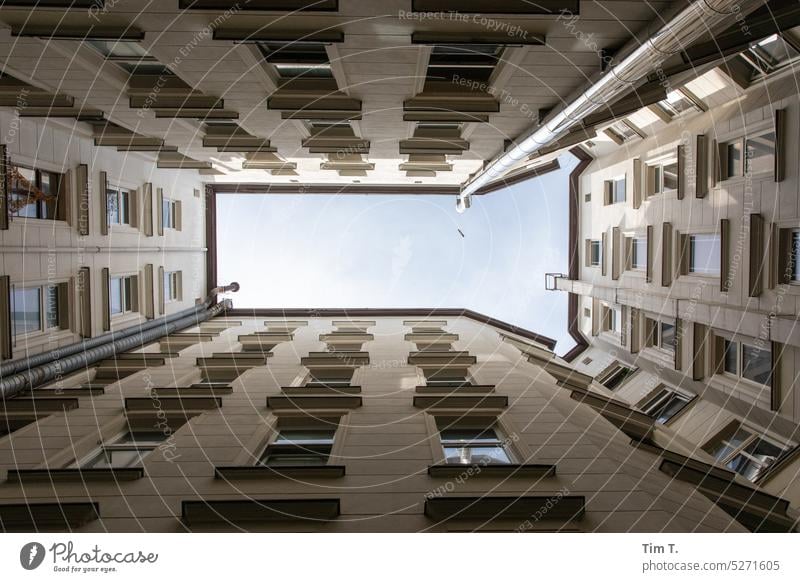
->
217;153;577;354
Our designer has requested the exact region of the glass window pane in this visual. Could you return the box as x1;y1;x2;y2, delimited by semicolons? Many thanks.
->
613;178;626;202
707;426;751;461
689;234;721;275
741;343;772;385
10;167;38;217
745;132;775;175
726;142;743;178
632;237;646;269
723;340;738;375
663;161;678;190
107;190;119;224
660;322;675;352
45;285;59;329
262;452;328;466
88;39;149;58
443;445;511;465
440;428;499;444
274;429;336;445
110;278;123;315
591;240;601;266
119;191;129;224
12;287;42;336
655;393;691;424
792;230;800;281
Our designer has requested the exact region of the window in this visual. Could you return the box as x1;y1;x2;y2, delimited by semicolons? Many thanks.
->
306;369;353;388
426;44;502;85
689;234;721;275
425;370;471;388
80;431;165;469
602;306;621;333
584;191;591;203
612;176;626;203
646;160;678;195
11;284;62;337
745;132;776;175
658;89;702;117
110;276;137;315
440;427;512;465
609;119;643;141
792;230;800;282
646;318;676;353
590;240;601;266
106;185;131;226
597;362;636;390
257;41;333;79
259;429;335;466
163;271;180;303
703;422;790;482
87;40;170;75
639;385;695;424
8;165;66;220
740;33;800;77
162;198;176;229
630;236;646;270
720;339;772;386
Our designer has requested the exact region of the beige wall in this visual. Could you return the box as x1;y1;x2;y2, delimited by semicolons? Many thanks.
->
0;315;747;532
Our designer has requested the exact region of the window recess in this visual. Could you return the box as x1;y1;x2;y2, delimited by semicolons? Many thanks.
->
645;158;679;197
76;430;166;469
7;164;67;221
603;175;626;205
595;361;637;391
715;336;772;387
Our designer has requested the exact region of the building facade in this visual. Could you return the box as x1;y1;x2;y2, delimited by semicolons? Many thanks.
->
549;26;800;518
3;311;789;532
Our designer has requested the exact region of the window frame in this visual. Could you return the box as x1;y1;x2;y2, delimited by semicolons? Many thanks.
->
162;197;177;229
10;283;63;340
439;425;513;466
106;184;132;227
612;175;626;203
589;239;601;267
596;361;637;391
77;430;165;469
163;271;181;304
638;384;695;425
258;427;337;467
109;275;139;316
703;421;791;482
688;233;721;276
8;164;66;221
718;337;772;387
645;158;679;196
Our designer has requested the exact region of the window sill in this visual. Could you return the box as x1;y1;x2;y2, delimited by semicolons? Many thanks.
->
215;465;346;479
428;463;555;479
7;217;70;228
6;467;144;484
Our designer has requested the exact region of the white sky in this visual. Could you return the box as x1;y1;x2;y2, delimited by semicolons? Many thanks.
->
217;153;577;354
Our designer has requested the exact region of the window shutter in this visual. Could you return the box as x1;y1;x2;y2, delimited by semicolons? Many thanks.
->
76;164;90;236
632;158;642;209
676;145;685;200
144;264;155;319
158;266;165;315
591;298;600;336
101;268;111;331
57;282;70;330
603;180;612;206
99;171;108;235
774;108;785;183
175;200;182;231
677;231;690;277
157;188;164;236
673;319;682;371
0;275;11;359
57;169;71;223
720;219;731;292
692;322;708;381
0;144;8;230
611;227;621;280
131;275;140;313
129;187;139;229
776;227;794;285
771;341;782;412
78;267;92;338
601;232;607;276
584;239;591;267
143;183;153;237
748;213;764;297
645;225;653;283
661;222;672;286
177;271;183;300
620;306;628;347
695;134;708;198
645;164;657;198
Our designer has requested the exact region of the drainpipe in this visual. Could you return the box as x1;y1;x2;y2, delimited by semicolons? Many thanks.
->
0;283;239;398
456;0;764;212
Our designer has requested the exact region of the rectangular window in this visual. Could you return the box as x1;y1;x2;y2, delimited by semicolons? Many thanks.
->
658;89;700;117
590;240;601;266
722;140;744;180
106;186;131;226
792;230;800;281
259;429;335;466
703;422;789;482
86;40;170;75
425;370;471;388
597;363;636;390
740;33;800;76
163;271;180;303
306;368;354;388
162;198;176;229
613;176;626;203
8;165;65;220
11;286;42;337
631;236;647;270
646;160;679;195
440;427;511;465
110;276;137;315
44;285;60;329
720;338;771;386
639;386;694;424
81;431;165;469
744;132;776;175
689;234;721;275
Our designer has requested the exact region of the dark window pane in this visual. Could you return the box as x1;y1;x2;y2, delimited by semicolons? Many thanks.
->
741;343;771;385
723;340;738;375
